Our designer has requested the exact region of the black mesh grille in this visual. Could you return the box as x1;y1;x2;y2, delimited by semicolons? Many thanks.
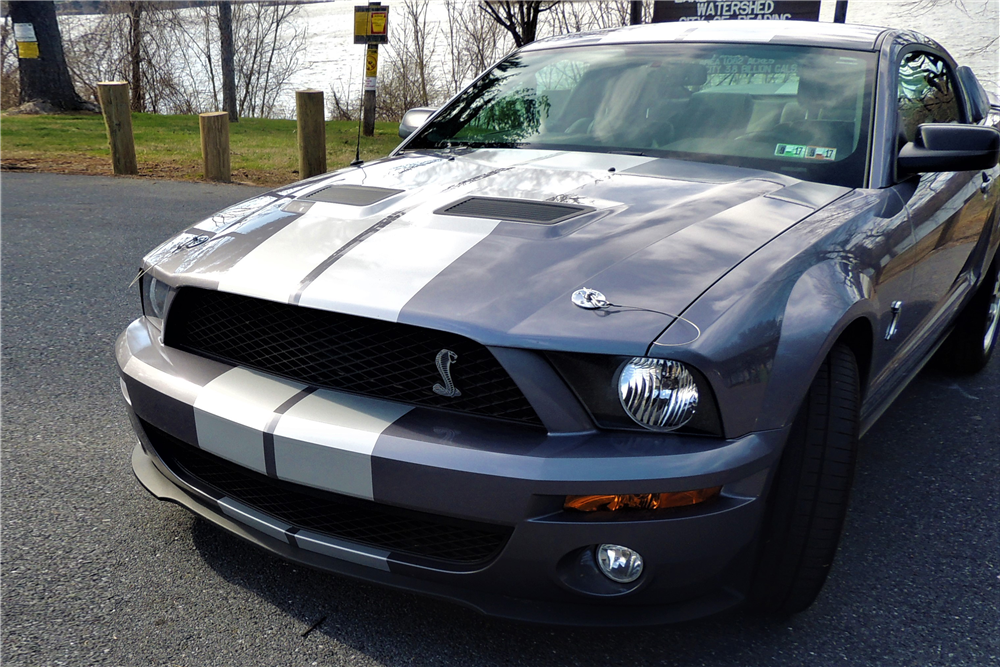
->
436;197;593;224
143;420;511;567
165;288;542;426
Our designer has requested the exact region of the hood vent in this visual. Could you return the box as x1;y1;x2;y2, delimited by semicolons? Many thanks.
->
436;197;593;224
304;184;403;206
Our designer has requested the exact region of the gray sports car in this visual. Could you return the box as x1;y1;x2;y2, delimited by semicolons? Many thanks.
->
118;20;1000;625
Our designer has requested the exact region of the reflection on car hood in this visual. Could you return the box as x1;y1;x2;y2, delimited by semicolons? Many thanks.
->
148;149;850;355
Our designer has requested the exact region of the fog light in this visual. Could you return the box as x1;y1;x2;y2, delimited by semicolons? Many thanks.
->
596;544;643;583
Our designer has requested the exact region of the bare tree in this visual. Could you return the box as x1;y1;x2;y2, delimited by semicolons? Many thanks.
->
897;0;998;53
479;1;559;48
217;0;237;122
444;0;511;95
1;16;20;108
60;1;305;118
328;63;360;121
378;0;445;121
127;0;142;111
231;1;305;118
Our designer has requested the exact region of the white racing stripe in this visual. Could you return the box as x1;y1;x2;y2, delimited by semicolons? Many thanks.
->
193;368;305;473
216;202;392;303
297;215;500;322
271;389;412;500
191;194;281;232
123;356;204;406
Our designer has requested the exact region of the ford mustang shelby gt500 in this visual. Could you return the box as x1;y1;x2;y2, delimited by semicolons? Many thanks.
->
119;20;1000;625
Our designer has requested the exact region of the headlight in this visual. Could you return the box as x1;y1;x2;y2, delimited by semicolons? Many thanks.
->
147;277;169;318
546;352;723;436
140;273;172;325
618;358;698;431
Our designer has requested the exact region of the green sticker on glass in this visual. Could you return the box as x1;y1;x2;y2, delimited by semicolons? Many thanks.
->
774;144;837;161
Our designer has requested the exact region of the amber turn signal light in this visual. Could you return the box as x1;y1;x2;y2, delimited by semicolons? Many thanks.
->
564;487;721;512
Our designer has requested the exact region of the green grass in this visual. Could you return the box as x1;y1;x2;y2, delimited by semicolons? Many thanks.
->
0;112;401;186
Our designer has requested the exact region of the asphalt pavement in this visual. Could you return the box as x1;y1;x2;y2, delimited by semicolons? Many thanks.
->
2;172;997;667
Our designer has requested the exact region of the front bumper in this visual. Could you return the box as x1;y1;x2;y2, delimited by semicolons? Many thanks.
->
119;316;787;625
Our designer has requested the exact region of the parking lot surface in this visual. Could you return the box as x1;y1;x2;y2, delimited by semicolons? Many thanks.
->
2;173;997;667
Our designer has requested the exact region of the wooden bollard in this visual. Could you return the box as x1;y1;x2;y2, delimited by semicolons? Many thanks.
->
296;89;327;179
97;81;138;175
199;112;231;183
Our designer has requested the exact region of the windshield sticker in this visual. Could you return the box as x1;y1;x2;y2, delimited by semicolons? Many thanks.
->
774;144;837;161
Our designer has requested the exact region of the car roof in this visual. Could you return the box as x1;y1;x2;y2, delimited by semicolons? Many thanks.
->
523;20;892;53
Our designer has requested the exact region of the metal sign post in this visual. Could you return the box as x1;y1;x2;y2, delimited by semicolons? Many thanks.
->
834;1;849;23
354;2;389;137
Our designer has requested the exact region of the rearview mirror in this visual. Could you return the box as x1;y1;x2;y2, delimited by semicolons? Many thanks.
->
898;123;1000;174
399;107;436;139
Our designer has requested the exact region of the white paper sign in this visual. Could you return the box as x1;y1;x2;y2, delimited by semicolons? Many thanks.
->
14;23;37;43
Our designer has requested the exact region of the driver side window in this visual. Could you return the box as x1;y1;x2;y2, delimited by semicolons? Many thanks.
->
897;52;962;144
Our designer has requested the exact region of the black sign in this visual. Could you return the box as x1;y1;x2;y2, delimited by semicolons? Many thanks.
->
652;1;821;22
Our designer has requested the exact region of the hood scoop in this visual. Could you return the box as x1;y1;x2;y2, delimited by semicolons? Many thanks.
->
305;184;403;206
436;196;594;224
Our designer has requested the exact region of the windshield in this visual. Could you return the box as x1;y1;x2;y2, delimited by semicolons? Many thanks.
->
406;43;876;188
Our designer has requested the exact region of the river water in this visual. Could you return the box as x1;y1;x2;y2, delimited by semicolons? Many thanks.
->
284;0;998;103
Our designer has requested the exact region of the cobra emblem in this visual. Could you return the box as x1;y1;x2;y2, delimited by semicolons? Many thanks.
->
432;349;461;397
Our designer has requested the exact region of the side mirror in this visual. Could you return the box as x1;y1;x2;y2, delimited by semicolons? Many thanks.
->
399;107;436;139
898;123;1000;174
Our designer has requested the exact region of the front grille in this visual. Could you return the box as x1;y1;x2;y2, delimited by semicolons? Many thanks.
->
143;420;511;566
165;288;542;426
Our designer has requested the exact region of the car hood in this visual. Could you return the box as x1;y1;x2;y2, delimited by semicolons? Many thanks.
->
148;149;850;355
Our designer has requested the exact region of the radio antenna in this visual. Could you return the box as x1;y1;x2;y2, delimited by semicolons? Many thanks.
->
350;49;366;167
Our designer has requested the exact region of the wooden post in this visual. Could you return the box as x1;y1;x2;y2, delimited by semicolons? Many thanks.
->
97;81;138;175
296;89;327;178
199;111;230;182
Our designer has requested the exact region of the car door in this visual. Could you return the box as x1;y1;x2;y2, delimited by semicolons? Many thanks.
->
895;50;995;346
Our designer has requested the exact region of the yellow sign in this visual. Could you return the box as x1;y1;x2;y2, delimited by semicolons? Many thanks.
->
365;45;379;77
369;10;388;36
355;4;388;44
17;42;39;59
354;7;369;44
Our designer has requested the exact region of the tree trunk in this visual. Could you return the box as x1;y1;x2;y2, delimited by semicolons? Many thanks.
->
630;1;643;25
8;1;90;110
128;1;144;112
217;1;238;122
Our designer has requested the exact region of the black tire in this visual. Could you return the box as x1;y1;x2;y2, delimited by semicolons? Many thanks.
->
934;257;1000;374
750;343;861;614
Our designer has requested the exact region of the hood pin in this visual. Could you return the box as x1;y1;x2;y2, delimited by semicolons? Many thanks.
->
572;288;610;310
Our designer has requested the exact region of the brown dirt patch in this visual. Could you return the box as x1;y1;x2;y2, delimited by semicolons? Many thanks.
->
1;154;290;187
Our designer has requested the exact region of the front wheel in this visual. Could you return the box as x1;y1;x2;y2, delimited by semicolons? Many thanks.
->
934;257;1000;374
750;343;861;614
